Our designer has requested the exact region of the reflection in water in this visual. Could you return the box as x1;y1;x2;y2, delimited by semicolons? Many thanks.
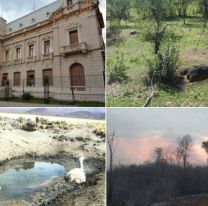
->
14;161;35;171
0;161;65;201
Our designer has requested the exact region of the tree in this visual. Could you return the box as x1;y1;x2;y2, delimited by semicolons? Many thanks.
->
107;0;131;25
107;132;119;205
200;0;208;19
175;0;192;24
154;147;165;163
202;141;208;165
176;135;193;194
135;0;172;54
154;147;167;178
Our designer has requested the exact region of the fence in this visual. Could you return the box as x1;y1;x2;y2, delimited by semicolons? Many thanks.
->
2;74;105;104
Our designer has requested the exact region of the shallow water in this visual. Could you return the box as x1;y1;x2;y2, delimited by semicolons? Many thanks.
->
0;161;65;201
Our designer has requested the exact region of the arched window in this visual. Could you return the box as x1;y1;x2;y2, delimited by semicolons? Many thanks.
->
70;63;86;91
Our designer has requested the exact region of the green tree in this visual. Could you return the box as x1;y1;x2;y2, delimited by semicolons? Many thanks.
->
174;0;192;24
135;0;172;54
107;0;132;25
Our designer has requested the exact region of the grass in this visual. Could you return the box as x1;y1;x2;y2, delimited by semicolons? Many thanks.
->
107;15;208;107
4;97;105;107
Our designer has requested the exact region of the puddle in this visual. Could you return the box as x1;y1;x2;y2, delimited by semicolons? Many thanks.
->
0;161;65;201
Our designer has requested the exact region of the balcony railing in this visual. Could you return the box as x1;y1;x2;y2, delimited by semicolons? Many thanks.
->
27;56;36;63
14;58;23;64
1;61;11;66
42;52;53;60
61;42;88;56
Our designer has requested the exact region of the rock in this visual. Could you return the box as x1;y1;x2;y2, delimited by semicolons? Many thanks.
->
36;117;40;123
75;136;84;141
45;125;54;129
130;31;138;35
39;124;45;129
22;121;37;132
39;118;49;125
17;117;25;124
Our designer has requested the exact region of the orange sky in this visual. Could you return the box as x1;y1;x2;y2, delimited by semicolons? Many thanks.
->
114;133;208;166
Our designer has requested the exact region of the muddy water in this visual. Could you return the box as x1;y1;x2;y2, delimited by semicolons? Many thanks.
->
0;161;65;201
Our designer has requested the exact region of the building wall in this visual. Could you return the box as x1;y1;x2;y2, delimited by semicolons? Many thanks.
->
0;0;105;102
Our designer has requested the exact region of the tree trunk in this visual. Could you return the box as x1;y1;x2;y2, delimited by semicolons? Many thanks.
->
154;34;161;54
108;147;113;205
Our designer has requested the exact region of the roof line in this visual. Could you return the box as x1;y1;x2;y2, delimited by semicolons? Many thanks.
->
7;0;63;25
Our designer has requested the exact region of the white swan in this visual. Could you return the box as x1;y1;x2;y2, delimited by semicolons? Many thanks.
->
67;153;86;184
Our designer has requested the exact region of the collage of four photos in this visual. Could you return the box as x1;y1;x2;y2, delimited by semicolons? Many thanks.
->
0;0;207;205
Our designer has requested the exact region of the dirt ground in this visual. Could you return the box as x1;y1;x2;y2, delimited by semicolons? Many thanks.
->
0;113;106;206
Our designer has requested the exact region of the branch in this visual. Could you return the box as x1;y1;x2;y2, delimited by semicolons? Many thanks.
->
143;90;155;107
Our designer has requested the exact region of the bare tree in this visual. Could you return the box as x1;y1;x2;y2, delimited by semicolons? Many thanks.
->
154;147;164;163
154;147;167;178
176;134;193;194
107;132;119;205
202;141;208;165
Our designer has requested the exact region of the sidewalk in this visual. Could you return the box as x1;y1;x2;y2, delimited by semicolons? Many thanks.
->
0;101;71;107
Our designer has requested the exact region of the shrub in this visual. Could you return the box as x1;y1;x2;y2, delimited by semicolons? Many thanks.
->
147;43;180;85
22;92;33;100
108;50;129;84
108;21;122;40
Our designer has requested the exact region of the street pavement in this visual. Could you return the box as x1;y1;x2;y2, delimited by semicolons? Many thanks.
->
0;101;71;107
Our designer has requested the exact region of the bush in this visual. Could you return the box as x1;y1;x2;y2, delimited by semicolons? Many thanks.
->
108;50;129;84
147;43;180;85
108;21;122;40
22;92;33;100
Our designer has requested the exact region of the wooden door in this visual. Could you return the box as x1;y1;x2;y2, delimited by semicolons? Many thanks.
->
70;64;85;91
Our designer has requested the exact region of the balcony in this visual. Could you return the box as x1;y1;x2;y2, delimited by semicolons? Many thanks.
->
27;56;36;63
42;52;53;60
14;58;23;65
61;42;88;56
1;61;11;67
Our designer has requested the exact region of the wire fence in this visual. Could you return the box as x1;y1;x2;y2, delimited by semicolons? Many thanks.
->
1;74;105;104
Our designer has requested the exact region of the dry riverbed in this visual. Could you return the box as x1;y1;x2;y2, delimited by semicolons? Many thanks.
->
0;113;105;206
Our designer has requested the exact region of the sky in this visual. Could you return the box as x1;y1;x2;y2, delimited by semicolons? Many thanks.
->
107;108;208;166
0;0;106;38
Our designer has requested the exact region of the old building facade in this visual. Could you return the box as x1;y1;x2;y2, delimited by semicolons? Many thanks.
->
0;0;105;102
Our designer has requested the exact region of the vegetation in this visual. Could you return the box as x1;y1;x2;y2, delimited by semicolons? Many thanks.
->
5;97;105;107
108;50;129;84
22;92;33;100
107;0;208;107
147;42;180;85
107;134;208;206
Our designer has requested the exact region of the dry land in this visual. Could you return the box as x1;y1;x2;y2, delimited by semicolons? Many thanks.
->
0;113;105;206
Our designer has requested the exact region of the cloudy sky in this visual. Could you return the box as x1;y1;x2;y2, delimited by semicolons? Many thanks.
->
108;108;208;166
0;0;106;38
